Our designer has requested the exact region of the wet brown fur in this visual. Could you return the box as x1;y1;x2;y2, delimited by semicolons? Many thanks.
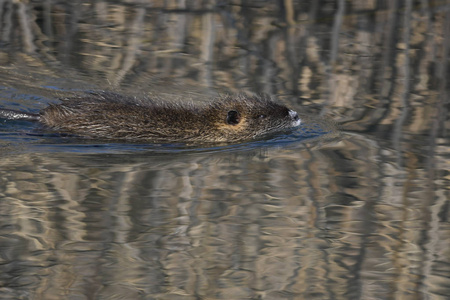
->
38;92;300;143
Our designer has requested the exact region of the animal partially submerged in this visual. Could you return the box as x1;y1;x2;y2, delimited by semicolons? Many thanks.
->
0;92;301;143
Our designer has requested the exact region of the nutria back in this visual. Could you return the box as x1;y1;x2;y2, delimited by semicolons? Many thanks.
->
39;92;301;143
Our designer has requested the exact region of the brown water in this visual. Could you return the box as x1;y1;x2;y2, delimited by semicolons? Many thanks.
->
0;1;449;299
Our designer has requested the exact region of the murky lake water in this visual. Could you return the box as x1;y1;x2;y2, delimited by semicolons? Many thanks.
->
1;1;449;299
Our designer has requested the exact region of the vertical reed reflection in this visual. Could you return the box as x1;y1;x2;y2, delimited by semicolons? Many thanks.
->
1;128;447;299
0;0;449;299
0;0;447;137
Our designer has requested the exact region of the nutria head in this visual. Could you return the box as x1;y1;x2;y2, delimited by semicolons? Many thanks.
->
206;94;301;142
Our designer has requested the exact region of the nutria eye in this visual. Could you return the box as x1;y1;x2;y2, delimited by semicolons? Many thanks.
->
258;114;266;119
226;110;240;125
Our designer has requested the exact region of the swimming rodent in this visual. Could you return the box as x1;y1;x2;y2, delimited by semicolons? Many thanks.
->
0;92;301;143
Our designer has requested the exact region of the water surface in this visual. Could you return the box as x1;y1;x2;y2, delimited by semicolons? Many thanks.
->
0;1;449;299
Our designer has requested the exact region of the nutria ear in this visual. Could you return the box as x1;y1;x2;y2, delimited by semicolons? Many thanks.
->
226;110;240;125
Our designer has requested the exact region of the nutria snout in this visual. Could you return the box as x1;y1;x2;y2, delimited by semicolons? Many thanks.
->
1;92;301;143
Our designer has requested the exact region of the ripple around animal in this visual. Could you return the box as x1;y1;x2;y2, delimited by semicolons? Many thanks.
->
0;113;339;155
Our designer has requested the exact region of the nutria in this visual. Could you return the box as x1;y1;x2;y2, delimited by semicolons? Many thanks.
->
0;92;301;143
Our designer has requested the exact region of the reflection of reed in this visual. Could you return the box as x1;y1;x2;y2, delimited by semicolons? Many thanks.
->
110;8;145;86
0;2;449;297
1;128;447;299
1;0;448;136
393;0;412;167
